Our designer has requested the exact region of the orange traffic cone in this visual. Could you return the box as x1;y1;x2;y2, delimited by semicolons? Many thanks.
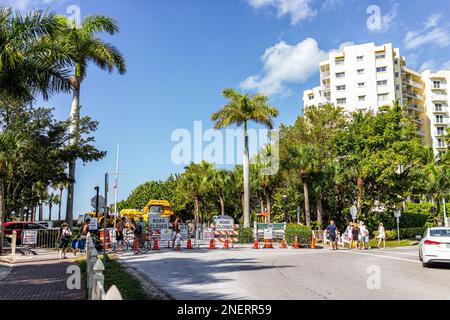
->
281;239;287;249
187;239;193;250
224;239;229;250
210;239;216;250
311;234;316;249
253;239;259;249
294;236;299;249
153;239;159;251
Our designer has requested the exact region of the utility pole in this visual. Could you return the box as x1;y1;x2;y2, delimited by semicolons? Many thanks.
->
111;143;126;231
104;173;109;264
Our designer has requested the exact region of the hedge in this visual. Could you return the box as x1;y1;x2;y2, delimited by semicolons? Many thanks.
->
238;225;313;245
285;224;312;245
373;227;427;241
238;228;253;244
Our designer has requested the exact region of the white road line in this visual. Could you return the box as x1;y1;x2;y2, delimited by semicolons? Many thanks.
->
340;250;421;263
378;251;418;257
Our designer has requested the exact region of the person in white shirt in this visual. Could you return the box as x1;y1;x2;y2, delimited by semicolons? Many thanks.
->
359;222;369;250
377;223;386;249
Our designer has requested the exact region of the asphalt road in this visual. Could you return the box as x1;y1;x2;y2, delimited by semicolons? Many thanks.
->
119;246;450;300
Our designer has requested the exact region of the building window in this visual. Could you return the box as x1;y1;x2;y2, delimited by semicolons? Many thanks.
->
437;138;445;148
437;127;445;135
336;98;347;105
358;82;365;88
377;66;387;73
335;59;345;65
359;95;366;101
336;85;346;91
436;115;444;124
357;69;365;75
375;54;386;59
357;55;364;61
308;95;314;100
433;81;442;89
377;80;388;86
336;72;345;78
378;93;389;101
396;85;401;90
435;103;443;111
394;59;399;64
395;72;400;77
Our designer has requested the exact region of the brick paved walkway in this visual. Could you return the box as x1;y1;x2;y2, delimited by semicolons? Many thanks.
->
0;261;85;300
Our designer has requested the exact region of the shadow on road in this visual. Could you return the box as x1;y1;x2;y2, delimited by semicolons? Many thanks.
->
120;251;295;300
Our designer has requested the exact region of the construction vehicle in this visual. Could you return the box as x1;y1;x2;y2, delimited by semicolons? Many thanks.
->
120;200;175;221
84;211;115;228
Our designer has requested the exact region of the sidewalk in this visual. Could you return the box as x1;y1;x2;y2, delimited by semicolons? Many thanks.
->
0;260;85;300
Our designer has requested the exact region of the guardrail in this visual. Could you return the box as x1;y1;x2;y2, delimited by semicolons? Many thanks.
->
86;233;122;300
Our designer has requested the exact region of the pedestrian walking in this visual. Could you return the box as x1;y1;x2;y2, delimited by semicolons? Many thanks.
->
345;222;353;249
326;221;339;250
377;223;386;249
351;223;360;249
58;222;72;260
359;222;370;250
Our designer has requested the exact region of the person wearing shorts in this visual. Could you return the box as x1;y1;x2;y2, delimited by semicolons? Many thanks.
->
58;222;72;260
326;221;338;250
359;222;369;250
377;223;386;249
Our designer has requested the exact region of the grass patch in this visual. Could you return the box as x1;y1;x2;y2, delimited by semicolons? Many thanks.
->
76;255;153;300
368;239;418;248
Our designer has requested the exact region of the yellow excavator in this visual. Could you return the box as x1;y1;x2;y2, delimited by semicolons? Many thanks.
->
84;211;115;228
120;200;175;221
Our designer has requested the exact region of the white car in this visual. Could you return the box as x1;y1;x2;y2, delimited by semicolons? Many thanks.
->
419;227;450;267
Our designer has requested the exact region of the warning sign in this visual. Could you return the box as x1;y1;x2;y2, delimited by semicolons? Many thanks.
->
22;230;38;245
149;215;170;231
214;216;234;232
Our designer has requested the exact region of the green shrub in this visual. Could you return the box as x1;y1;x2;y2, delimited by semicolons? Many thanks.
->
374;227;427;240
238;228;253;244
285;224;312;245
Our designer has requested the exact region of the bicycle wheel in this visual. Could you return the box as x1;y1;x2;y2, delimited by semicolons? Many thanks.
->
113;241;129;255
138;240;150;254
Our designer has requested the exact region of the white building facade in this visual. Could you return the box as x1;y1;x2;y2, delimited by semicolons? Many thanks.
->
303;42;449;154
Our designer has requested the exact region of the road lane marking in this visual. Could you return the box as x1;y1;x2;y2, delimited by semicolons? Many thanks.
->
340;250;421;263
378;251;418;257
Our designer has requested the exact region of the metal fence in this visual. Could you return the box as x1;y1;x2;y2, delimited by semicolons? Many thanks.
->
13;229;60;256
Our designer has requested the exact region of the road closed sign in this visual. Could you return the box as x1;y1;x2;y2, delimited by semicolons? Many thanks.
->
149;215;170;231
214;216;234;232
22;230;38;245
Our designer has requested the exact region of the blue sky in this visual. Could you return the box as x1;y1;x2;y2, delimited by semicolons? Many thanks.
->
3;0;450;218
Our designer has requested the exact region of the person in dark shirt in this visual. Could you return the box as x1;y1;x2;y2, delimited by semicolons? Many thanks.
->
326;221;339;250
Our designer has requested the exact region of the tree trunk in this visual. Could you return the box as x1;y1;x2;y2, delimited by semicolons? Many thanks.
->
194;196;200;237
316;191;324;229
243;122;250;228
303;179;311;227
58;188;63;221
357;176;364;218
48;204;52;221
66;76;81;229
219;194;225;216
266;195;271;223
38;202;43;221
0;179;5;256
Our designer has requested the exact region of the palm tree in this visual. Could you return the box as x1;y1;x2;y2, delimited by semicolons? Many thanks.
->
288;145;317;227
0;132;23;255
47;193;59;221
59;15;126;228
0;8;71;103
211;89;279;227
211;169;232;216
57;183;65;221
178;162;212;236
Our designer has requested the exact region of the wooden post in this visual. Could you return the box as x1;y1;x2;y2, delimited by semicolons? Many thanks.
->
11;231;17;263
92;258;105;300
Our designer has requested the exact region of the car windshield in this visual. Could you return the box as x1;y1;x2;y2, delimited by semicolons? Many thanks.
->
430;229;450;237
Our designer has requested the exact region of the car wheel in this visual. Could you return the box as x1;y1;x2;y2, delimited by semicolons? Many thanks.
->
419;250;423;262
422;262;430;268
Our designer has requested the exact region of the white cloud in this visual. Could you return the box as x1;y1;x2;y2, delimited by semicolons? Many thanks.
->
3;0;63;11
442;61;450;70
246;0;316;25
240;38;330;96
419;59;437;72
404;14;450;50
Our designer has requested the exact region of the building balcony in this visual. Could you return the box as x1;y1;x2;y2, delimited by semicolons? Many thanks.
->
417;129;425;136
433;107;448;114
402;79;423;89
320;71;330;79
407;104;423;112
431;94;448;102
431;85;446;91
412;118;423;125
404;92;424;101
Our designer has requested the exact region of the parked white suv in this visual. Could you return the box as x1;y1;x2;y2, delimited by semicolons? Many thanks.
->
419;228;450;267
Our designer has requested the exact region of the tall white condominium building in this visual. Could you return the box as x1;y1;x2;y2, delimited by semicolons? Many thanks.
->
303;42;449;154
